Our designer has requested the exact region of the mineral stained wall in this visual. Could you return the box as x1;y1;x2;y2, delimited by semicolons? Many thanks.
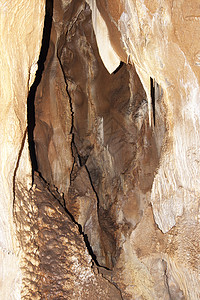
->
0;0;199;299
86;1;200;298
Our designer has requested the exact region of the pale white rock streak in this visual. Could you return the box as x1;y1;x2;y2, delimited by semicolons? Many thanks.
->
86;0;120;74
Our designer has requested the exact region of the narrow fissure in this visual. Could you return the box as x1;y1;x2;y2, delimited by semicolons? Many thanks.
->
13;129;28;209
57;52;103;267
68;144;102;267
150;77;156;126
27;0;53;176
85;164;100;210
42;172;100;266
163;259;172;300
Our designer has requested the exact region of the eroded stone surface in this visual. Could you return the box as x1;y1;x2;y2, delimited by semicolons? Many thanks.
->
14;173;122;299
34;0;164;271
86;0;200;298
1;0;200;299
34;0;73;196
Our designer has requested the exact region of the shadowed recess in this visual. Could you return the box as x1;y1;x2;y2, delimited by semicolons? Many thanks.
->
27;0;53;173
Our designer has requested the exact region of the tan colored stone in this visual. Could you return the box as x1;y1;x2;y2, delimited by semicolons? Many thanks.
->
87;0;200;298
0;1;45;298
34;1;73;195
1;0;200;298
14;173;122;299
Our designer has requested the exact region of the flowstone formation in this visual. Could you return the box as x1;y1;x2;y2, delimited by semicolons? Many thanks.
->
0;0;199;299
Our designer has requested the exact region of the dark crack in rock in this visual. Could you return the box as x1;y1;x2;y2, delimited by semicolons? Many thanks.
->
14;172;122;299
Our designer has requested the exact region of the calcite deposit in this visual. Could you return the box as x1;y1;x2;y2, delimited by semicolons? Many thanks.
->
0;0;199;299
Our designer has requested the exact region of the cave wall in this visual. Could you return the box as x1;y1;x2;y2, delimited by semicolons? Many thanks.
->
34;0;199;298
0;0;199;299
0;1;45;298
90;0;200;233
14;173;122;299
86;0;200;298
34;0;166;271
34;0;74;195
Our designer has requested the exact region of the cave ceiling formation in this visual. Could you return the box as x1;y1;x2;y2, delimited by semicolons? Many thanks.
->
0;0;199;299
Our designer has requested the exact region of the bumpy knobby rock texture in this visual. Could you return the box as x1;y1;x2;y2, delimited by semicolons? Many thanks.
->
0;0;45;298
14;173;122;299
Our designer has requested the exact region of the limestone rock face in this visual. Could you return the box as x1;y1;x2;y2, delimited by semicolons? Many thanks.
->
34;0;73;196
86;0;200;298
14;173;122;299
91;0;200;233
0;0;200;299
34;0;165;271
35;0;199;298
0;1;45;298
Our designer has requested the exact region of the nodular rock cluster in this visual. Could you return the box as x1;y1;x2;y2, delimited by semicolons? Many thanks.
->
0;0;199;299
